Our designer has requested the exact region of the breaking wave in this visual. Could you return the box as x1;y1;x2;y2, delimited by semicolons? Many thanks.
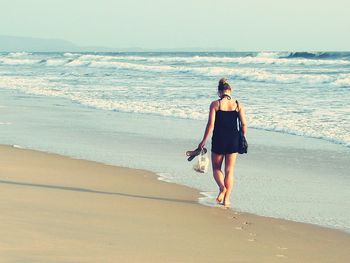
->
1;52;350;68
0;51;349;147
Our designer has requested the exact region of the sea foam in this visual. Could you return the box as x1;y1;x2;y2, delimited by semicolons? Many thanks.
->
0;52;349;148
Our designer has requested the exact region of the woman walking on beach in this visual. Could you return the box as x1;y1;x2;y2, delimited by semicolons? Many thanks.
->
198;78;247;207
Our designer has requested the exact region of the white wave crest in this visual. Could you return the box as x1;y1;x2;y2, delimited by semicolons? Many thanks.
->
8;52;32;57
89;60;175;71
333;75;350;87
3;52;349;69
70;53;350;66
0;76;66;97
52;57;341;85
66;59;90;66
0;75;349;147
256;51;282;58
63;52;79;57
46;59;68;66
0;58;40;65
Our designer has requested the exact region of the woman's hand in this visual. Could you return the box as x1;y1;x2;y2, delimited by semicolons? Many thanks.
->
198;140;206;150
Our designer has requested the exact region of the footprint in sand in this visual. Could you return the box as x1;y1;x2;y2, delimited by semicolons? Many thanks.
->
276;254;287;258
242;221;252;225
247;238;256;242
235;226;243;230
277;246;288;250
249;232;256;237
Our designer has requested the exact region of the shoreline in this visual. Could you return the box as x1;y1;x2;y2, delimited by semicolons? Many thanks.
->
1;144;349;262
1;87;349;234
6;143;350;235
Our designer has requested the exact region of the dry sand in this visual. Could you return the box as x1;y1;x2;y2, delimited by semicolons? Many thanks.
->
0;145;349;262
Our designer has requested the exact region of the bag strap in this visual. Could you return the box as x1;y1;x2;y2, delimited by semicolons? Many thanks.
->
236;100;243;131
235;100;240;112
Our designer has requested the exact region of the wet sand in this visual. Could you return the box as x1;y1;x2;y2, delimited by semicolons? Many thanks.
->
0;145;349;262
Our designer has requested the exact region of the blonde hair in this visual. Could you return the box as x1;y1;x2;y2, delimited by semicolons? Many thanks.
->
218;78;232;99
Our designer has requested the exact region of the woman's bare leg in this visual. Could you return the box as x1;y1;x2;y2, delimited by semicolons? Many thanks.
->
211;152;226;203
223;153;237;207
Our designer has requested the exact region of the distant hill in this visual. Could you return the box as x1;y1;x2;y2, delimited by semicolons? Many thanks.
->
0;35;235;52
0;35;79;52
0;35;119;52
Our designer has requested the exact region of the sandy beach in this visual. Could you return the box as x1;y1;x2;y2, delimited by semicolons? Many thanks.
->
0;145;349;262
1;0;349;261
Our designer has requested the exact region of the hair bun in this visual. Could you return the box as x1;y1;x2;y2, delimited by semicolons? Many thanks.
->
219;78;228;86
218;78;231;91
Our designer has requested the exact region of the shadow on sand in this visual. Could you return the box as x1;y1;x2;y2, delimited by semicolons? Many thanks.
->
0;179;198;205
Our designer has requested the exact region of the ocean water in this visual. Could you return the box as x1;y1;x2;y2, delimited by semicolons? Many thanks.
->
1;51;350;147
0;51;349;232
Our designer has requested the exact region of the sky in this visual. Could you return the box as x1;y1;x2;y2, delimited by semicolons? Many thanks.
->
1;0;349;51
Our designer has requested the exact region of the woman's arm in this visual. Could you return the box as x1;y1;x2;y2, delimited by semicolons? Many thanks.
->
198;101;217;149
238;104;248;136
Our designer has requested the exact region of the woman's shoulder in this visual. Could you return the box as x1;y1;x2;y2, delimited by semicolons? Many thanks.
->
210;100;220;110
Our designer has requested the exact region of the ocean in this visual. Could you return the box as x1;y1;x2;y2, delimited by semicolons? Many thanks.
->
0;51;349;232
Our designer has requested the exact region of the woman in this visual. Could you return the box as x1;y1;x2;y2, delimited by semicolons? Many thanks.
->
198;78;247;208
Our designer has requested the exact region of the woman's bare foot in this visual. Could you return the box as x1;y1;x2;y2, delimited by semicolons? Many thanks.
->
223;201;231;208
223;194;231;208
216;188;226;204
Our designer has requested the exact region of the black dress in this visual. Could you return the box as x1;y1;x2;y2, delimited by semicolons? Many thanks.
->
211;99;240;154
